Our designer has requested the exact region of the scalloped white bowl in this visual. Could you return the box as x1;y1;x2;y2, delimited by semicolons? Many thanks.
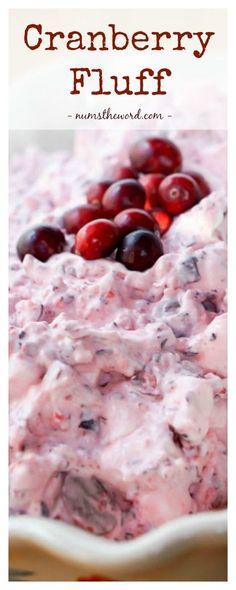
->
9;509;227;581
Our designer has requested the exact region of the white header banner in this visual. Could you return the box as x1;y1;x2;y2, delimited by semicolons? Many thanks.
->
9;9;227;130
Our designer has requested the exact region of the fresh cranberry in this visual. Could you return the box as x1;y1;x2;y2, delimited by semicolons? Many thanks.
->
86;181;112;206
141;173;165;209
102;179;145;217
158;173;199;215
114;208;159;237
116;229;163;271
75;219;119;260
129;137;182;175
150;209;172;235
16;225;66;262
183;169;210;199
107;163;138;181
62;204;103;234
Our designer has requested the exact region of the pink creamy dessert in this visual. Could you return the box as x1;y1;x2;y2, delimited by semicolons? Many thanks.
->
9;130;227;540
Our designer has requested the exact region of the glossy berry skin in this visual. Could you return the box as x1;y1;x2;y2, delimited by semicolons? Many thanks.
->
158;173;200;215
75;219;119;260
86;181;111;206
114;208;159;238
183;170;210;199
102;179;146;217
17;225;66;262
149;209;172;235
62;204;103;234
129;137;182;175
141;173;165;209
108;164;138;181
116;229;163;272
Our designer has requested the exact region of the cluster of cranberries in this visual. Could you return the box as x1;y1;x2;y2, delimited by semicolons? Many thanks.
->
17;137;210;272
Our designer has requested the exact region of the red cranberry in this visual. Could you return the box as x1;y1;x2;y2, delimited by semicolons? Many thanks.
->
114;208;159;237
102;179;145;217
141;173;165;209
86;181;111;206
62;204;103;234
17;225;66;262
150;209;172;235
75;219;119;260
158;173;199;215
107;164;138;181
116;229;163;272
183;170;210;199
129;137;182;175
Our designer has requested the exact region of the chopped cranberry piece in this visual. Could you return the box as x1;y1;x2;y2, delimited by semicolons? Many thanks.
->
141;173;165;209
114;208;159;237
169;425;184;449
102;179;145;217
62;204;103;234
86;181;112;206
158;173;199;215
183;169;210;199
116;229;163;271
75;219;119;260
17;225;66;262
150;209;172;235
129;137;182;175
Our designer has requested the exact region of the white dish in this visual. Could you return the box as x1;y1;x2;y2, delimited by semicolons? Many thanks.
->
9;509;227;581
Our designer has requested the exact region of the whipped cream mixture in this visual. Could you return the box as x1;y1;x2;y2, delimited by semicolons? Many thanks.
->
9;130;227;540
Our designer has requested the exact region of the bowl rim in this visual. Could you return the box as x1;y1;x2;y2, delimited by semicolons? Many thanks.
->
9;509;227;571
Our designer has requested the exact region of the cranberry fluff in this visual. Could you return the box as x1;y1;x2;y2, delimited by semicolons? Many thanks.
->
10;129;227;541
